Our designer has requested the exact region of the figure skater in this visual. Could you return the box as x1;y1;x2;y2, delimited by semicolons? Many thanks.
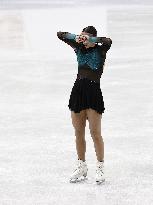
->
57;26;112;184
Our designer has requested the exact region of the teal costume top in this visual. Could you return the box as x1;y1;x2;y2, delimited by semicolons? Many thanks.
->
57;32;112;83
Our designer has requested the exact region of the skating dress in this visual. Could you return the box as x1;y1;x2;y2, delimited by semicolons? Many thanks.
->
57;31;112;114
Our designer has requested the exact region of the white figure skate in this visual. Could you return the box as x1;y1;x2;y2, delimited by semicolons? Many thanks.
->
95;161;105;185
69;159;88;183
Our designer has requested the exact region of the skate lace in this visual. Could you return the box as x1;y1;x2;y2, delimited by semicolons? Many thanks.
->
74;162;86;173
96;165;104;176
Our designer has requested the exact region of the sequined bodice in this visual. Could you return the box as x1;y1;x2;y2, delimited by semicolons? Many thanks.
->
57;31;112;83
75;46;103;71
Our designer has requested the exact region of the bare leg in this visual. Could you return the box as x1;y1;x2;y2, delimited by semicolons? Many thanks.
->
71;110;87;161
86;108;104;162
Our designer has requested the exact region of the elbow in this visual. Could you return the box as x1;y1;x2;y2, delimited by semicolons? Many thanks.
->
57;31;64;40
57;31;68;40
108;38;112;46
106;38;112;49
57;31;61;39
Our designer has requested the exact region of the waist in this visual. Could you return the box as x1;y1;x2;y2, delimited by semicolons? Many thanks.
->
76;74;100;84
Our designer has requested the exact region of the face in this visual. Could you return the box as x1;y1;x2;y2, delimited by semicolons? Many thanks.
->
81;31;96;48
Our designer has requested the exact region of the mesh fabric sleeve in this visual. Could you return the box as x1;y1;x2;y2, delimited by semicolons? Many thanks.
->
89;36;112;52
57;31;81;51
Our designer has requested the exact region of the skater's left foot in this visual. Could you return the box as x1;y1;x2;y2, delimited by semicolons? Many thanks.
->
95;160;105;184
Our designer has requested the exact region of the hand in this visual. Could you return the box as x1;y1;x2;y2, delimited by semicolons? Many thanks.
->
75;34;89;43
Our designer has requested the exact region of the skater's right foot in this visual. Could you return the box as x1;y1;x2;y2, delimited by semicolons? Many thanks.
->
69;159;88;183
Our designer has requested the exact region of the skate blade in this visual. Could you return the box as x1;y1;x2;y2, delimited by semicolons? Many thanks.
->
96;179;105;185
69;176;88;183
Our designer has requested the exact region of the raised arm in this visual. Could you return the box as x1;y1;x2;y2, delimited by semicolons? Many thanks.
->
57;31;81;51
88;36;112;52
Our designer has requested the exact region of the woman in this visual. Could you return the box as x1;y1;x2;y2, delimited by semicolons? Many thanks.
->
57;26;112;184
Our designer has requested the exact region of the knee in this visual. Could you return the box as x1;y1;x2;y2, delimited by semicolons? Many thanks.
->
75;128;85;139
90;130;103;141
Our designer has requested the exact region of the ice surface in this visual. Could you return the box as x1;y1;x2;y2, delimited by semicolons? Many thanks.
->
0;4;153;205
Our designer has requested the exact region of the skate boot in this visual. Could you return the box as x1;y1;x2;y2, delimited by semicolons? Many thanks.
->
69;159;88;183
95;161;105;184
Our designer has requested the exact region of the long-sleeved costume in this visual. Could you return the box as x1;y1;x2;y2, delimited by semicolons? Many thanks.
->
57;31;112;83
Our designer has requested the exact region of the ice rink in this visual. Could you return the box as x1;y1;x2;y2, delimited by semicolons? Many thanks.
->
0;3;153;204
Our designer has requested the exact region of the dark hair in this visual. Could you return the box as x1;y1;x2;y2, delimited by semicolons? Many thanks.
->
82;26;97;36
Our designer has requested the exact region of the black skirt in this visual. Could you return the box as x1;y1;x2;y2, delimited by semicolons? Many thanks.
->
68;77;105;115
